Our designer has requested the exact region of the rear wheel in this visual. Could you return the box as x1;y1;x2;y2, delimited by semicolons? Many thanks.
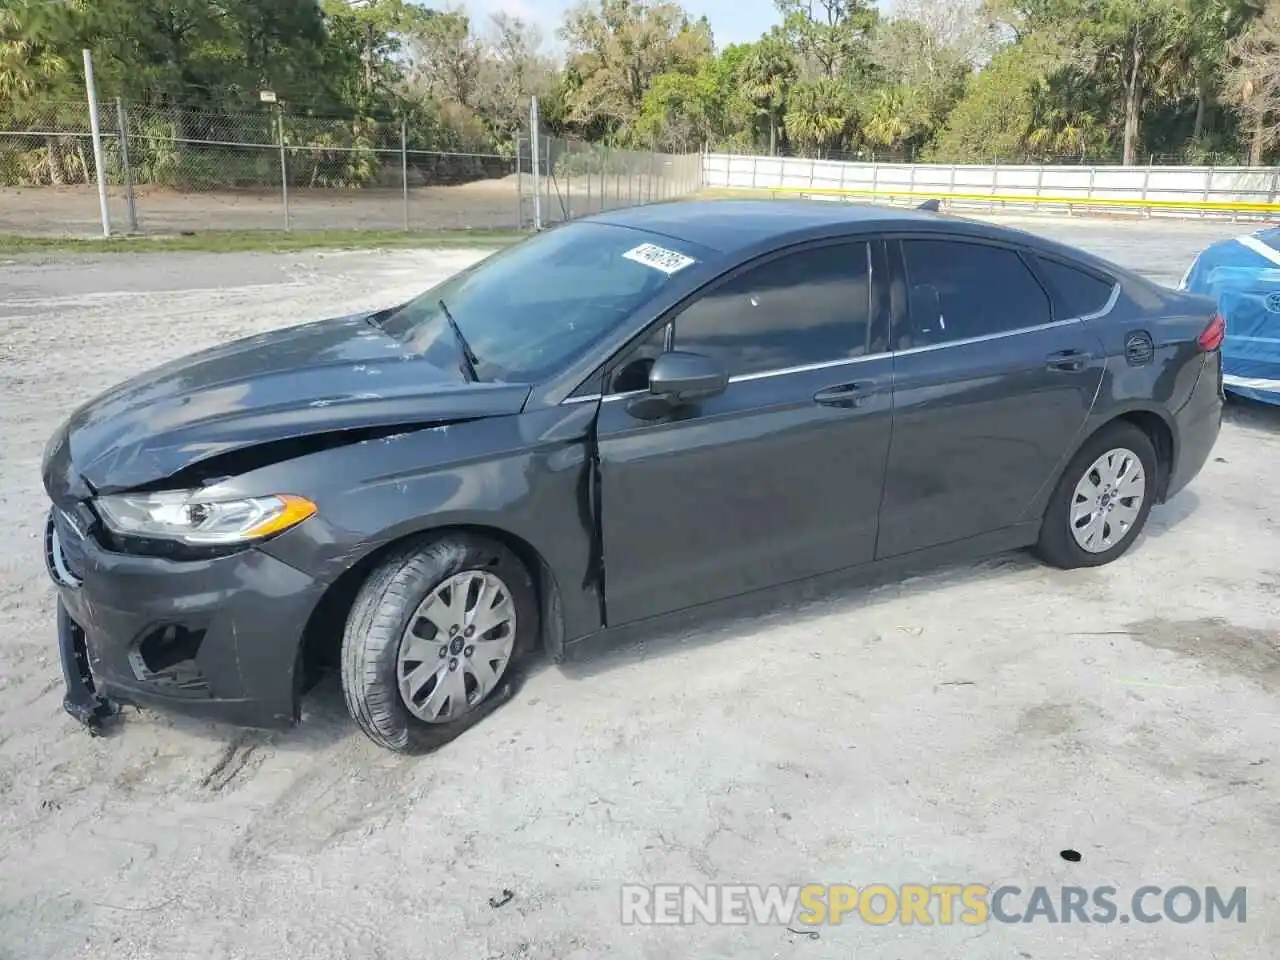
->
1035;421;1158;569
340;532;538;753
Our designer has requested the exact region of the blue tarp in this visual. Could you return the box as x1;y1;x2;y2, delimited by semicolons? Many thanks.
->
1180;226;1280;405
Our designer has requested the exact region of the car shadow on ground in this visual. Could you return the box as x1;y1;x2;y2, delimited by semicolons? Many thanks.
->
554;541;1150;685
555;470;1221;683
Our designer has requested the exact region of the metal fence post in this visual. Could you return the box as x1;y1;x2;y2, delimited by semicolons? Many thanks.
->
82;49;111;238
115;97;138;233
516;136;524;228
277;106;290;232
401;118;409;232
529;97;542;230
544;136;552;222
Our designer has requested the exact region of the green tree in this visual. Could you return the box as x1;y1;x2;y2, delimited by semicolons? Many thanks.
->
775;0;878;81
737;34;797;154
1227;0;1280;162
929;34;1064;160
782;75;853;153
635;48;747;149
559;0;712;139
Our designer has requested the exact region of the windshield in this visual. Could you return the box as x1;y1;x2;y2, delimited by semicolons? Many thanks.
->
377;221;706;382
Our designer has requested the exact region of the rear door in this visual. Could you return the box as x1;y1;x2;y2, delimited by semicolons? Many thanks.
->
593;239;895;626
877;236;1109;559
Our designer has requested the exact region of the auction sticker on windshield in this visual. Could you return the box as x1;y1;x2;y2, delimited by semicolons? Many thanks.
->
623;243;697;275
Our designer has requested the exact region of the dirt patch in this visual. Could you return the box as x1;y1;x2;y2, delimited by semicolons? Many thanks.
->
1125;616;1280;688
0;172;689;238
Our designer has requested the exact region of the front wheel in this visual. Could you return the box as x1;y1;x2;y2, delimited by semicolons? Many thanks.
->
340;532;538;753
1035;421;1158;569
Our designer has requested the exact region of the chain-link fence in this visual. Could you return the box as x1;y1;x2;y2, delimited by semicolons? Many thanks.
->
1;100;701;237
515;136;704;228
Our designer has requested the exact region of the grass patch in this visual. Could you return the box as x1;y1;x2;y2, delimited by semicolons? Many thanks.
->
0;228;526;255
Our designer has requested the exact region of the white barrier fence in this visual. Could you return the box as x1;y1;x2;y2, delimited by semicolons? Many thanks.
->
702;152;1280;219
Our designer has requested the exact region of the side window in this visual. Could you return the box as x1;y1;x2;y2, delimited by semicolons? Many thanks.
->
902;239;1051;347
1034;257;1116;319
672;242;871;378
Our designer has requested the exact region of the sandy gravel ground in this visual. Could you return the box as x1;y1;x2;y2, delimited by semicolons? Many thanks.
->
0;216;1278;960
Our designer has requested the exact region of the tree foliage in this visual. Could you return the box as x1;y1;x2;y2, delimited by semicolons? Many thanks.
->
1;0;1277;164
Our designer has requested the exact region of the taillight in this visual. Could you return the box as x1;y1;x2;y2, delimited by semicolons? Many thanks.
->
1198;312;1225;351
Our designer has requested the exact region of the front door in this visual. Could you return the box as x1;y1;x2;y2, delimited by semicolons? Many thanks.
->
877;236;1108;559
594;239;895;627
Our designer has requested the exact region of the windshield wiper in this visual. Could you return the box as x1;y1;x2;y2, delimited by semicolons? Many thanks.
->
438;298;479;382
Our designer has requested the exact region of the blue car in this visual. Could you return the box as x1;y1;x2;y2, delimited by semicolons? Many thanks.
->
1180;226;1280;404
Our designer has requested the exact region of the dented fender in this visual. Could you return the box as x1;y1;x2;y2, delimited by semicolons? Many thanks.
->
192;403;608;645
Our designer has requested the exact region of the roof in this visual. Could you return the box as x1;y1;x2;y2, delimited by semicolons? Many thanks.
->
587;198;941;254
583;197;1147;288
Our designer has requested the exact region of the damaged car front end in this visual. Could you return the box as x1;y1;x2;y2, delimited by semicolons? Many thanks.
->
40;307;536;733
40;218;675;743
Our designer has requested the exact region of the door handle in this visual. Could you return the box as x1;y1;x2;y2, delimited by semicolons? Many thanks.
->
1045;348;1091;372
813;382;873;408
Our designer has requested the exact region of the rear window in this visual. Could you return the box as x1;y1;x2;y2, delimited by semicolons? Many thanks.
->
1035;257;1116;320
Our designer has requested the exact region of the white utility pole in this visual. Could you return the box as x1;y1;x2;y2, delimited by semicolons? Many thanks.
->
529;96;542;230
82;49;111;237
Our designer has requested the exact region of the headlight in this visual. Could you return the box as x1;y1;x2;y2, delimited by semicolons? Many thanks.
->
95;491;316;546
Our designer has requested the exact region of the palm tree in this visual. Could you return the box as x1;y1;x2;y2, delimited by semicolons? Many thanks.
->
783;78;852;156
862;88;913;153
0;1;80;184
738;35;796;155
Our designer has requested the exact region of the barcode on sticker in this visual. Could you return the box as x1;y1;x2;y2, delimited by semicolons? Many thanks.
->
622;243;696;274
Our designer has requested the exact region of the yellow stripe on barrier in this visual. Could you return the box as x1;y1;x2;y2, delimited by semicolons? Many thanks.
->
706;184;1280;215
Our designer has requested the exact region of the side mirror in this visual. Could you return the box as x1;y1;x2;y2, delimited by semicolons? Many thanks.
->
648;350;728;403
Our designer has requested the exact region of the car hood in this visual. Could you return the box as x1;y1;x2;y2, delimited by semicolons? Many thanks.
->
45;311;531;496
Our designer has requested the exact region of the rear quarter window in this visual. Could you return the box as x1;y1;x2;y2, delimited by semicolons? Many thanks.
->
1035;257;1116;320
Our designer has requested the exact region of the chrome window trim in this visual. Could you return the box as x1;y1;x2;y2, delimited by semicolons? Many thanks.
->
559;263;1120;406
568;351;891;404
1068;280;1122;323
893;280;1120;358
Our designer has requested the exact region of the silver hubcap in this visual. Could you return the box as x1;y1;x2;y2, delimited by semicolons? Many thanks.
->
396;570;516;724
1070;447;1146;553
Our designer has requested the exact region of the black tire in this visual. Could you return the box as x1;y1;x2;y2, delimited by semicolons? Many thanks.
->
340;532;538;754
1034;421;1159;570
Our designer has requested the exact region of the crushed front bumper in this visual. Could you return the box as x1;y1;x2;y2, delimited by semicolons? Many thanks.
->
57;600;119;733
46;506;327;733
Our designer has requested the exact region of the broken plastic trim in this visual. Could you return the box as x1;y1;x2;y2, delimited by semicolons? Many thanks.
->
57;601;119;735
